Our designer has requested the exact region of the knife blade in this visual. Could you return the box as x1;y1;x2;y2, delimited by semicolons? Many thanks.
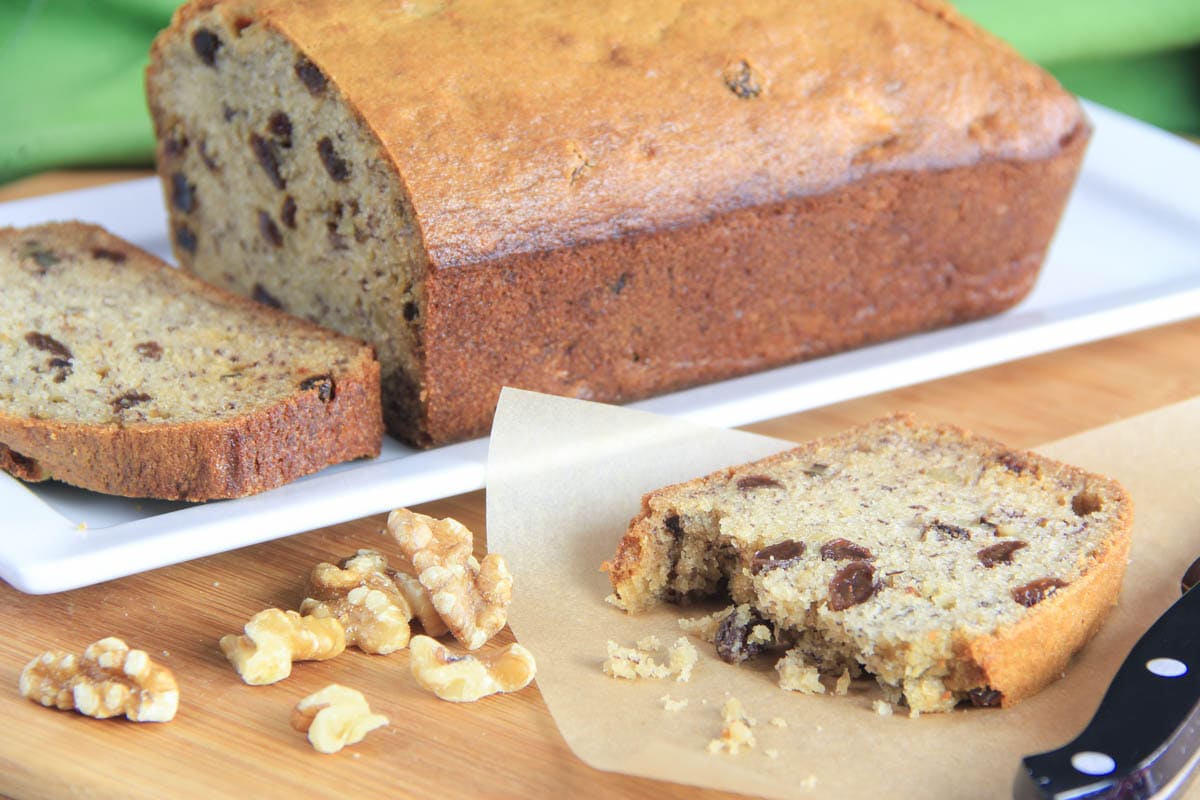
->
1014;557;1200;800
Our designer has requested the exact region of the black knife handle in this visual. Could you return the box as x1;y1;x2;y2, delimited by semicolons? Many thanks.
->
1014;586;1200;799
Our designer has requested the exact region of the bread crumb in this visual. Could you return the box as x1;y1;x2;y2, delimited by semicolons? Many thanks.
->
603;636;697;682
678;607;728;643
667;637;698;682
747;624;773;646
776;650;825;694
660;694;688;712
707;697;756;755
872;699;894;716
765;748;780;759
834;669;851;695
604;593;625;609
801;775;819;789
603;640;668;680
769;717;788;728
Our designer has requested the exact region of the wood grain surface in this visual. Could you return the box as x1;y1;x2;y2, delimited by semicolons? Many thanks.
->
1;172;1199;800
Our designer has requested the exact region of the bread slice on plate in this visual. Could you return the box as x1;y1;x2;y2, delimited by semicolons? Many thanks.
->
605;414;1133;713
0;222;383;501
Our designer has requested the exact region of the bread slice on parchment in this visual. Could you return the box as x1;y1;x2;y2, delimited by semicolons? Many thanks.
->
0;222;383;501
605;414;1133;713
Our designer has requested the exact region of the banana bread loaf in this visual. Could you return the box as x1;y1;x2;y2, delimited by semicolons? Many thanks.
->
146;0;1089;447
605;414;1133;713
0;222;383;501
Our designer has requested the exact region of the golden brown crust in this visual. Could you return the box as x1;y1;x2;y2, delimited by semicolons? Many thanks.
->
420;134;1088;444
968;481;1133;706
257;0;1083;268
0;442;47;482
0;360;381;501
0;222;383;501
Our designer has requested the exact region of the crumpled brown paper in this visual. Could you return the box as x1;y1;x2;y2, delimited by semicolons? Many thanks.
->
486;388;1200;799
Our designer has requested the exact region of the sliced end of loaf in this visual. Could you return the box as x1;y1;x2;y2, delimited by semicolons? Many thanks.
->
146;2;430;444
0;221;384;500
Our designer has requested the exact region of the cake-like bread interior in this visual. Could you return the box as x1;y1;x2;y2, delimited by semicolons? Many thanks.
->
0;222;383;500
606;415;1133;712
147;6;429;442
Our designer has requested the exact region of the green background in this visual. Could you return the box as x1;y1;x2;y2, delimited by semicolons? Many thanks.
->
1;0;1197;184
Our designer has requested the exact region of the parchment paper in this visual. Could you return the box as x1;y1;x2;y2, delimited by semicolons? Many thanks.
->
486;388;1200;799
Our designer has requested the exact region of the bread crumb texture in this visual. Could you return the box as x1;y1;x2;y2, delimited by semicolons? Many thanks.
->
607;414;1133;713
0;222;382;500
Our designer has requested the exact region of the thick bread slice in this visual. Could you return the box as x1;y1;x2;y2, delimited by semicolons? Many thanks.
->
605;414;1133;713
0;222;383;501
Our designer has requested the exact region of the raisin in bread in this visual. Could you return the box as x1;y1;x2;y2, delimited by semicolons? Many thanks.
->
0;222;383;501
145;0;1088;447
605;414;1133;713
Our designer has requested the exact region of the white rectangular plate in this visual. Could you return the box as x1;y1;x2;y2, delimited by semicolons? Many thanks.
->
2;101;1198;593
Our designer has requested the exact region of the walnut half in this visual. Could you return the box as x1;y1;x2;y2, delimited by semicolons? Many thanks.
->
300;550;414;654
19;637;179;722
387;508;513;650
291;684;389;754
219;608;346;685
408;635;536;703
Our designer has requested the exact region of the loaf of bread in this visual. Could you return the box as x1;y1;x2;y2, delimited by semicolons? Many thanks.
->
605;414;1133;713
0;222;383;501
146;0;1088;447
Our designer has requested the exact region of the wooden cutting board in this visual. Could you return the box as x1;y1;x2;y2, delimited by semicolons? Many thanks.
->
2;170;1200;800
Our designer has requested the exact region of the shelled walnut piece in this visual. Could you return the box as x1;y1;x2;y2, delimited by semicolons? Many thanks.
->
19;637;178;722
387;508;513;650
291;684;388;754
220;608;345;685
300;550;414;654
408;635;536;702
393;568;450;637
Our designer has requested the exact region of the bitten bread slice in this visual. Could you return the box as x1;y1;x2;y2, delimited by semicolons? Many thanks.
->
0;222;383;501
605;414;1132;713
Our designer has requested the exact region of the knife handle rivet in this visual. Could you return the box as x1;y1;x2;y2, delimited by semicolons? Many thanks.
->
1146;657;1188;678
1071;752;1116;776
